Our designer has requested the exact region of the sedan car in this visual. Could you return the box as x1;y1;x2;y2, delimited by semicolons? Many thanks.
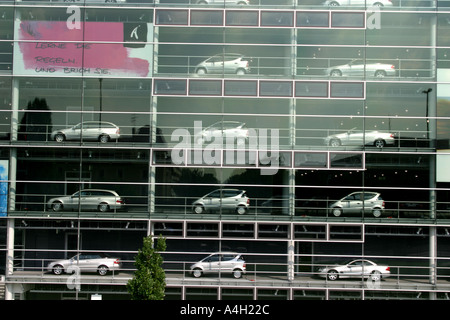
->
195;121;249;146
195;0;249;3
329;191;385;217
190;252;246;279
195;54;251;75
324;128;395;148
318;259;391;281
323;0;393;6
47;189;125;212
325;59;396;78
51;121;120;143
47;253;121;276
192;189;250;215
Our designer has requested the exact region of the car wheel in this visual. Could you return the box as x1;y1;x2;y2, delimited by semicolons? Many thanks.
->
98;265;109;276
331;208;342;217
372;208;382;218
330;70;342;77
52;264;64;275
328;1;340;5
236;69;246;75
374;70;386;78
232;269;243;279
98;203;110;212
193;205;205;214
196;68;207;75
192;268;202;278
370;270;382;281
54;133;65;143
327;270;339;281
236;205;247;215
330;139;341;147
99;135;110;143
51;201;64;212
374;139;385;148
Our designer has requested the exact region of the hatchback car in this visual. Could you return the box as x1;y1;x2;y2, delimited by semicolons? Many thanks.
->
47;253;121;276
195;54;251;75
329;191;385;217
323;0;393;6
324;128;395;148
47;189;125;212
324;59;396;78
192;189;250;215
51;121;120;143
318;259;391;281
190;252;246;279
195;0;249;5
195;121;249;146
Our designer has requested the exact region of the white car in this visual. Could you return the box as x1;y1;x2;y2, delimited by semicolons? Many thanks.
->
195;0;249;5
190;252;246;279
329;191;385;217
192;189;250;215
324;128;395;148
195;121;249;146
51;121;120;143
323;0;393;6
195;54;251;75
47;189;125;212
47;253;121;276
318;259;391;281
325;59;396;78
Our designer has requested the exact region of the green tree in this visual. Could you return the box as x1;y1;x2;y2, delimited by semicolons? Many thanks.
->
127;235;166;300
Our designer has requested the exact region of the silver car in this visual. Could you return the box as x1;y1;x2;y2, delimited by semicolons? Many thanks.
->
324;128;395;148
195;0;249;5
195;54;251;75
325;59;396;78
329;191;385;217
192;189;250;215
323;0;393;6
47;189;125;212
318;259;391;281
51;121;120;143
47;253;121;276
195;121;249;146
190;252;246;279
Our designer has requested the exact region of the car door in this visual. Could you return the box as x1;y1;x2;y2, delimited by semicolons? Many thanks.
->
347;130;364;146
73;254;90;271
344;193;363;213
83;122;100;140
221;190;237;210
67;191;82;210
346;260;364;278
68;123;82;140
349;60;365;76
204;190;222;210
221;254;236;273
79;190;94;210
208;55;224;74
362;192;377;213
205;254;221;274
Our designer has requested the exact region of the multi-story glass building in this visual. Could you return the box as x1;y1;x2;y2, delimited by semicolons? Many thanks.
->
0;0;450;300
